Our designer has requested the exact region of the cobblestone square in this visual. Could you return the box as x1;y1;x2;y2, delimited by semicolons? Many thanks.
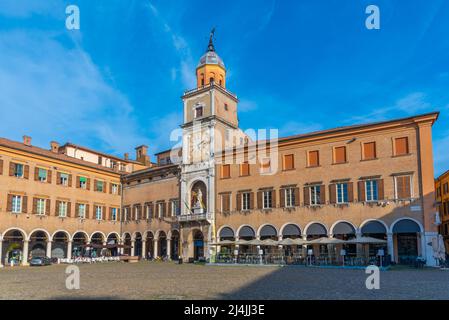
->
0;262;448;300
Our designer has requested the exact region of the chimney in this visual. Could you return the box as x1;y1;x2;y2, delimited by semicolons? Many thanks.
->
124;153;129;160
50;141;60;153
23;135;32;146
135;145;150;166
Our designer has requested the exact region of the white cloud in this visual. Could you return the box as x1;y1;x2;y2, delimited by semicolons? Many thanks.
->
349;92;435;124
0;30;147;155
279;121;323;137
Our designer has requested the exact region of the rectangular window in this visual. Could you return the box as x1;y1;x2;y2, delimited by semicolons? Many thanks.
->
242;192;251;211
363;142;376;160
395;137;409;156
79;177;87;189
240;162;250;176
395;175;412;199
157;203;164;218
96;180;104;192
38;168;47;182
263;190;273;209
283;154;294;170
365;180;379;202
171;200;180;216
334;146;347;164
336;183;349;203
444;183;449;195
59;173;69;186
14;163;24;178
12;195;22;213
308;151;319;167
59;202;68;217
221;164;230;179
285;188;295;207
111;207;117;221
195;106;203;118
37;199;46;215
111;184;118;194
310;185;322;205
78;204;86;219
95;206;103;220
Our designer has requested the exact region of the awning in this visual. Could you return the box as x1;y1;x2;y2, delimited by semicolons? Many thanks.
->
346;237;387;244
238;226;255;238
219;227;234;239
361;221;387;234
282;224;301;237
392;219;421;233
332;222;355;235
306;223;327;236
306;237;346;245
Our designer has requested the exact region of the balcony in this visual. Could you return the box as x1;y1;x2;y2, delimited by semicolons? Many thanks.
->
177;212;212;222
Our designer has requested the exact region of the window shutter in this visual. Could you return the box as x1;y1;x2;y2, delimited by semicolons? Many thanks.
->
33;198;38;214
347;182;354;202
284;154;294;170
294;187;300;206
334;147;346;164
93;180;97;191
55;200;60;215
118;185;121;195
56;172;61;185
76;176;80;188
68;174;72;187
75;203;80;217
241;162;250;176
9;162;15;176
395;137;409;156
7;194;13;211
103;206;106;219
364;142;376;159
34;167;39;181
320;185;326;204
257;191;262;209
329;184;336;204
358;181;366;202
308;151;319;167
404;176;411;198
87;178;91;190
222;194;230;213
103;182;107;193
163;202;167;217
22;196;28;213
236;193;241;211
85;204;90;219
24;165;29;179
109;183;112;194
303;187;310;206
0;159;3;175
46;199;51;215
47;170;52;184
250;192;254;209
280;189;285;208
378;179;384;200
67;202;72;217
271;190;276;208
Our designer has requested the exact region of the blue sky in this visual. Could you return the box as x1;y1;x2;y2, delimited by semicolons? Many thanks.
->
0;0;448;175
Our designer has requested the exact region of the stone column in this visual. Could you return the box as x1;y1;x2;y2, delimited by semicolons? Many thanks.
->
46;240;52;258
67;241;73;260
153;238;158;258
131;240;135;256
142;240;146;259
167;238;172;260
22;240;29;266
387;232;394;263
0;238;3;268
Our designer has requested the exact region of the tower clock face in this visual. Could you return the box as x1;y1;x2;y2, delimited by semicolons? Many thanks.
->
190;130;211;162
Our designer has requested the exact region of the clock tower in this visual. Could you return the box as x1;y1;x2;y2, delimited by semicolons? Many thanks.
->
178;30;241;261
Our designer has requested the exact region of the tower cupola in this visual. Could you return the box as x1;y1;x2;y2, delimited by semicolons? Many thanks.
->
196;28;226;88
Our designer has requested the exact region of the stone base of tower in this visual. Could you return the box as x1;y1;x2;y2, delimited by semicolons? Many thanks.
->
179;221;213;263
